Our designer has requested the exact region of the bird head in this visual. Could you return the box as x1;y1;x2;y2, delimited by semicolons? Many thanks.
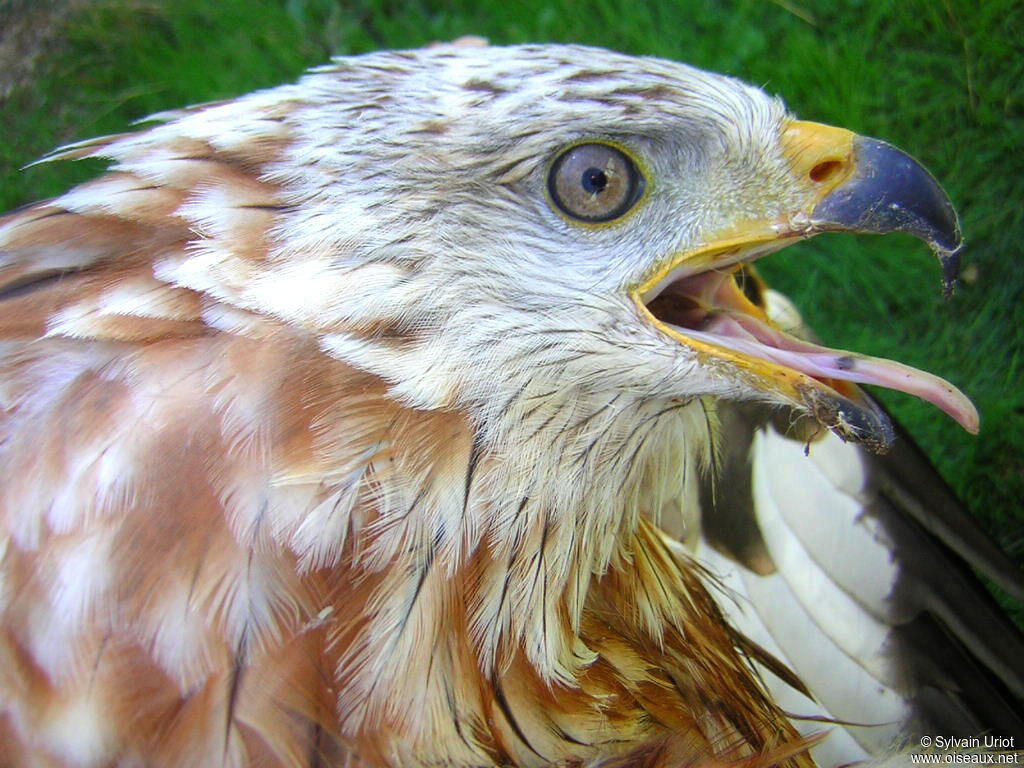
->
117;44;974;454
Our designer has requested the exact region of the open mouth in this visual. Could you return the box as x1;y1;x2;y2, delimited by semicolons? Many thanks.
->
632;239;979;450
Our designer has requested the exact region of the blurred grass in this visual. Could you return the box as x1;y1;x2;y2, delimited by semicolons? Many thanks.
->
1;0;1021;602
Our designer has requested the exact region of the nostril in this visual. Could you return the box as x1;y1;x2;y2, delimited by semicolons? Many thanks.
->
810;159;843;183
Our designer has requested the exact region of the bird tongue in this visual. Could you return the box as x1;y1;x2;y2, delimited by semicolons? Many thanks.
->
684;315;978;433
657;270;979;434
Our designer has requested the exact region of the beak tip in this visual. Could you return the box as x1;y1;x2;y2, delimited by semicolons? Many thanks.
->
939;243;964;300
811;136;965;295
803;387;895;453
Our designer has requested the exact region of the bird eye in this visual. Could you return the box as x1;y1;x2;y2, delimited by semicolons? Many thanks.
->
548;143;644;223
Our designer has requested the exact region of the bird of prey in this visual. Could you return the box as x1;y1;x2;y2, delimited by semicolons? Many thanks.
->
0;43;1020;767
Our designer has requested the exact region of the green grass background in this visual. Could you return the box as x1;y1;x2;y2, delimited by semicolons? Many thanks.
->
1;0;1021;606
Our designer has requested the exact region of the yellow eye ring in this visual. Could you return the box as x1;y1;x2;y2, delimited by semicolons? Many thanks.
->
547;141;647;224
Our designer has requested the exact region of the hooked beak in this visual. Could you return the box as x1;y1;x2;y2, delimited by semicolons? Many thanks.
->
632;120;976;452
807;129;963;298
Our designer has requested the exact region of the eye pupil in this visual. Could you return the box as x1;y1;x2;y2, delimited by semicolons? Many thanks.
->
548;143;643;223
582;168;608;195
